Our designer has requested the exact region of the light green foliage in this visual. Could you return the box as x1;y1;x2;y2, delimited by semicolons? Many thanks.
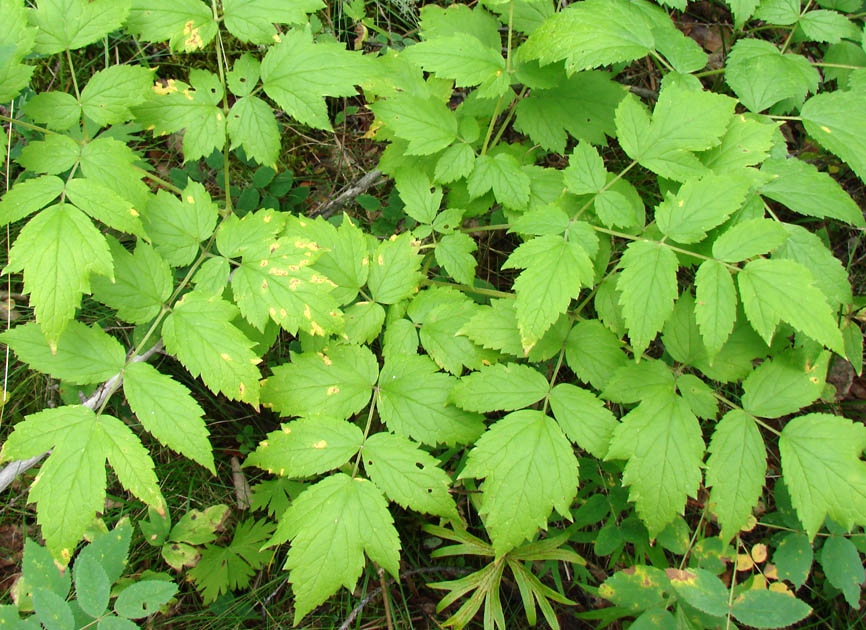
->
222;0;324;43
0;175;64;226
460;410;579;556
435;232;478;284
367;232;424;304
0;0;36;102
548;383;618;459
143;181;218;266
712;217;790;262
467;153;531;209
227;96;280;167
801;90;866;183
92;239;172;324
741;350;828;418
731;590;812;628
127;0;217;51
725;40;819;112
30;0;131;55
80;65;153;127
655;173;751;243
451;363;549;413
694;260;737;358
667;568;728;617
269;474;400;625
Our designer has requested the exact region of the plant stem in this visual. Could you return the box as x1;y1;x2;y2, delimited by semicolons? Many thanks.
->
541;342;567;415
425;278;514;299
65;49;82;101
352;388;379;478
0;114;58;135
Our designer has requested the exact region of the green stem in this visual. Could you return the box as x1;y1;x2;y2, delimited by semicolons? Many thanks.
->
649;49;675;73
768;114;802;121
212;0;233;215
480;93;506;156
459;223;511;234
133;165;185;195
65;49;81;101
425;278;514;299
811;61;864;70
780;0;812;54
572;160;638;220
505;0;514;74
694;68;725;78
488;86;528;150
713;391;782;437
541;342;567;415
0;114;58;136
352;388;380;478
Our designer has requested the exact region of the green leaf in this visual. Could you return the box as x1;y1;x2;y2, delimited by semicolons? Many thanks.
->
371;93;458;155
418;4;502;50
21;538;70;597
0;0;36;102
513;70;624;152
227;96;280;168
617;240;678;358
725;40;818;112
666;567;728;617
367;232;424;304
222;0;324;44
0;175;64;226
706;410;766;541
33;589;74;630
262;345;377;420
800;9;859;43
694;260;737;359
123;362;215;473
435;233;477;285
80;520;132;584
616;84;735;181
92;239;172;324
17;134;80;175
434;143;476;184
162;291;261;406
467;153;531;210
504;233;594;352
403;35;505;90
761;157;866;226
343;301;385;345
738;258;844;354
31;0;131;55
655;174;751;244
700;114;778;172
4;204;113;350
114;581;178;619
520;0;654;72
78;137;149;210
661;292;707;366
170;505;227;545
565;319;628;391
269;474;400;625
377;354;484;446
74;553;110;618
603;359;675;404
451;363;549;413
65;178;148;239
510;205;570;237
226;52;260;98
773;533;812;589
774;225;853;308
298;215;368;305
80;65;153;127
249;478;306;518
143;181;219;266
742;350;828;418
394;168;442;224
598;565;669;612
457;299;524;357
731;589;811;628
712;218;790;262
135;70;225;162
245;417;362;478
0;320;124;384
780;413;866;538
231;236;342;337
459;410;579;556
820;536;864;607
549;383;618;459
676;374;718;419
564;141;607;195
363;432;458;519
0;407;163;562
800;90;866;184
843;321;863;376
261;29;373;131
606;392;704;536
127;0;217;51
755;0;800;24
216;208;285;259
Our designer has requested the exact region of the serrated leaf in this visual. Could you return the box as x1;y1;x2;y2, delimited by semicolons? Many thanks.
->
504;233;594;351
262;345;377;419
606;392;704;536
755;0;800;24
142;181;218;267
564;141;607;195
0;0;36;102
231;236;342;337
134;70;225;162
226;53;260;97
73;554;110;618
394;168;442;224
0;406;163;562
21;538;71;597
299;215;369;305
712;218;790;262
457;299;524;357
694;260;736;359
706;410;766;541
434;143;476;184
700;114;778;172
92;239;172;324
598;565;669;612
731;589;811;628
371;92;458;155
262;29;373;131
227;96;280;167
820;536;864;607
377;354;484;446
269;474;400;625
123;362;214;473
513;70;624;152
367;232;423;304
418;3;502;50
549;383;618;459
800;90;866;184
0;320;124;384
603;359;675;404
661;292;707;366
509;205;570;237
66;177;148;239
32;589;74;630
222;0;324;44
760;156;866;226
655;174;750;243
4;204;113;350
0;175;64;226
31;0;131;55
342;301;385;345
774;532;812;588
742;350;828;418
774;226;854;308
114;580;178;619
403;35;505;89
565;319;629;391
467;153;531;210
216;208;285;259
80;520;132;584
79;137;149;210
617;240;678;358
451;363;549;413
249;477;306;518
738;258;844;354
666;568;728;617
80;65;153;127
162;291;261;405
780;413;866;539
800;9;859;43
127;0;217;51
363;432;458;519
676;374;717;419
245;417;362;478
435;233;477;285
17;134;80;175
459;410;579;556
725;40;818;112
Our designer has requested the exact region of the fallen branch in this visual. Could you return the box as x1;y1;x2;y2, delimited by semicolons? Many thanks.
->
311;169;386;219
0;341;164;494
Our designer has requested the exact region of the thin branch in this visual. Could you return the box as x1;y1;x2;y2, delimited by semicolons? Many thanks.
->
0;341;164;494
311;169;386;219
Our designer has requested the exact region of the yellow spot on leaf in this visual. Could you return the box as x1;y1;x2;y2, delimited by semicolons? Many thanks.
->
310;274;328;284
273;33;281;42
216;112;223;121
303;304;312;319
311;321;324;336
279;308;287;318
282;426;291;434
362;256;369;266
186;195;195;204
269;307;277;317
327;386;340;395
312;440;327;449
260;259;269;267
269;242;280;253
263;214;272;223
377;255;384;265
318;352;332;366
269;267;289;276
130;208;139;217
261;280;269;291
289;277;302;290
820;125;831;133
221;353;232;361
239;382;246;395
153;80;178;95
294;239;319;251
183;88;194;101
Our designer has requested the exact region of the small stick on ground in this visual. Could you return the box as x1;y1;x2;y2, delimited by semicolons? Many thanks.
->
311;169;386;219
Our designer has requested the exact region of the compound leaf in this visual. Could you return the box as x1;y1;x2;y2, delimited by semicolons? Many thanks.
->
467;154;530;210
0;175;64;227
127;0;217;51
655;174;751;244
725;40;818;112
31;0;131;54
142;181;219;267
65;177;148;239
222;0;324;44
451;363;549;413
80;65;153;127
549;383;618;459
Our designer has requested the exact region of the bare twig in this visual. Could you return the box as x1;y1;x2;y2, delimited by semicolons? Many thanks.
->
311;169;386;219
0;341;164;494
